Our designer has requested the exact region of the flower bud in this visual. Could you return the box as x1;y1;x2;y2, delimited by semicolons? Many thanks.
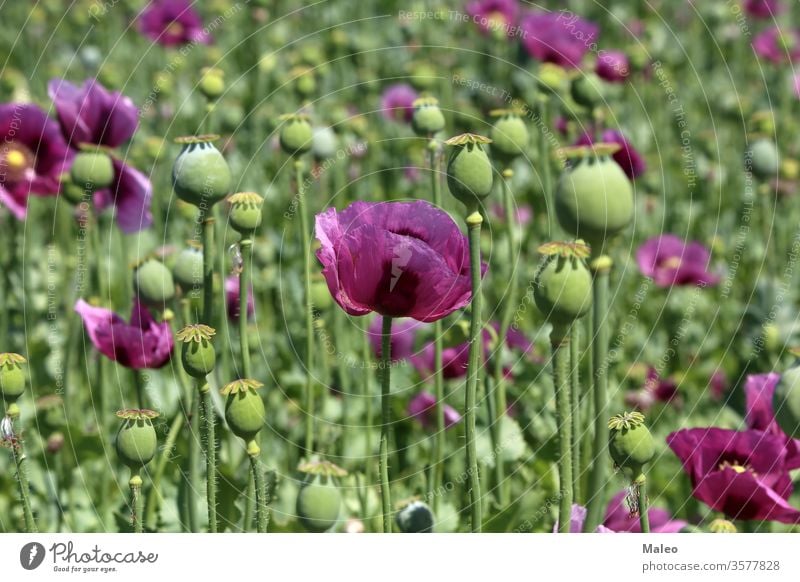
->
172;135;232;207
177;325;216;378
533;242;593;325
608;411;656;480
489;109;530;160
227;192;264;235
312;126;338;161
221;379;266;442
774;351;800;439
445;133;494;210
279;113;313;156
61;179;88;205
115;409;159;469
199;67;225;101
173;244;204;290
411;97;446;136
396;500;434;533
71;150;115;192
747;138;779;180
0;353;26;403
296;475;341;532
134;258;175;307
570;72;605;110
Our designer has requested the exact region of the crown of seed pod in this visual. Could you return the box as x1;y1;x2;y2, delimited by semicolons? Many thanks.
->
221;379;266;442
489;108;530;160
555;144;634;248
279;113;313;156
747;138;779;181
608;411;656;481
70;146;115;192
227;192;264;235
296;460;346;533
445;133;494;211
0;353;26;403
774;347;800;439
411;96;446;136
115;409;159;469
172;135;232;207
133;257;175;307
533;241;593;326
199;67;225;101
172;242;204;290
395;500;434;533
177;324;216;378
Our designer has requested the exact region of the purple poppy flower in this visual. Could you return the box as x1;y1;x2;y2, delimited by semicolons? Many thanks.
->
744;0;783;19
667;427;800;524
48;78;152;233
75;299;173;369
794;73;800;100
521;10;599;69
225;275;255;321
596;50;629;83
367;317;426;361
709;369;728;402
558;492;686;533
315;200;483;323
576;129;646;179
744;373;800;468
490;203;533;227
465;0;519;36
407;391;461;430
380;84;418;123
138;0;212;47
636;234;719;288
0;103;72;219
753;27;800;64
626;367;681;411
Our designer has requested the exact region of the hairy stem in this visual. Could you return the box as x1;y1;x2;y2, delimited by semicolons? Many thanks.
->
379;315;393;533
551;325;573;533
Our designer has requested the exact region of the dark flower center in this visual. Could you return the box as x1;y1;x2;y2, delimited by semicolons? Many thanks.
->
0;141;35;184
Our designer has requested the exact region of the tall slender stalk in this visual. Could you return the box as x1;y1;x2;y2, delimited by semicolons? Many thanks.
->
465;211;484;532
362;329;375;509
144;410;184;530
182;298;200;533
202;216;215;327
199;381;217;532
637;477;650;533
296;159;315;455
248;441;269;533
551;325;573;533
584;255;612;531
8;406;36;533
130;472;144;533
379;315;393;533
570;323;582;502
538;95;554;237
238;239;253;378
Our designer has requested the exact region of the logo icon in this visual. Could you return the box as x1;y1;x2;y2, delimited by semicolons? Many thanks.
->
20;542;45;570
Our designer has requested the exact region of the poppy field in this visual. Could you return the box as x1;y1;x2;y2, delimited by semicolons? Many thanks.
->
1;0;800;536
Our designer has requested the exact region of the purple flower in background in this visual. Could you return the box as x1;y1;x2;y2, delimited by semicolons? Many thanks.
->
225;275;255;321
625;367;681;411
596;50;629;83
367;317;426;361
576;129;646;179
521;11;599;69
138;0;212;47
315;201;483;322
48;78;152;233
380;84;418;123
753;27;800;64
559;492;686;532
667;427;800;524
0;103;72;219
744;373;800;468
490;203;533;227
744;0;784;19
709;369;728;401
465;0;519;36
793;73;800;100
636;235;719;287
75;299;173;369
408;391;461;430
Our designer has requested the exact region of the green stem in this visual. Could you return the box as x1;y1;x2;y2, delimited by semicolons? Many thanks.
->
243;471;255;532
570;323;582;503
145;410;184;530
187;389;200;532
199;382;218;532
238;239;253;378
297;159;315;455
202;216;216;327
249;445;269;533
130;473;144;533
379;315;393;533
362;330;374;506
552;325;574;533
465;211;484;532
11;429;37;533
584;257;611;532
638;477;650;533
538;96;555;237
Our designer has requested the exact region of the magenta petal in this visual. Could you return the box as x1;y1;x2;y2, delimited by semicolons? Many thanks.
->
111;161;153;233
0;184;27;219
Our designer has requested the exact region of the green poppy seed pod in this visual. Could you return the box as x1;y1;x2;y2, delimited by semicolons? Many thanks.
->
177;325;217;378
134;258;175;307
412;97;446;136
0;353;27;403
310;276;333;311
538;63;567;93
115;410;159;469
312;127;338;161
61;178;89;205
533;242;593;325
570;72;605;110
774;354;800;438
227;192;263;235
608;412;656;479
296;475;341;532
173;245;204;290
748;139;779;181
199;68;225;101
70;150;115;192
293;68;316;97
279;114;313;156
555;144;634;247
396;500;434;533
489;110;530;160
172;135;232;207
445;133;494;210
222;379;266;442
409;62;438;91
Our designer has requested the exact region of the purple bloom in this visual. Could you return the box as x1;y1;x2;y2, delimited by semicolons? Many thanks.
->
315;200;483;323
744;373;800;468
0;103;72;219
48;78;152;233
559;492;686;533
576;129;646;179
367;317;425;361
753;27;800;64
521;10;599;69
407;391;461;430
225;275;255;321
625;367;681;411
138;0;212;47
744;0;784;19
490;203;533;227
709;369;728;402
667;428;800;524
380;84;418;123
636;234;719;287
596;50;629;83
465;0;519;36
75;299;173;369
794;73;800;100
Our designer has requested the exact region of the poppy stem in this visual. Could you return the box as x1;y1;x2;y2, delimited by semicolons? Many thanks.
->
296;159;315;456
202;216;216;328
637;476;650;533
238;238;253;378
8;407;36;533
248;442;269;533
538;94;555;238
584;255;612;531
144;408;184;530
130;472;144;533
465;210;484;532
551;324;574;533
379;315;393;533
198;381;218;532
570;323;582;503
362;329;375;516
